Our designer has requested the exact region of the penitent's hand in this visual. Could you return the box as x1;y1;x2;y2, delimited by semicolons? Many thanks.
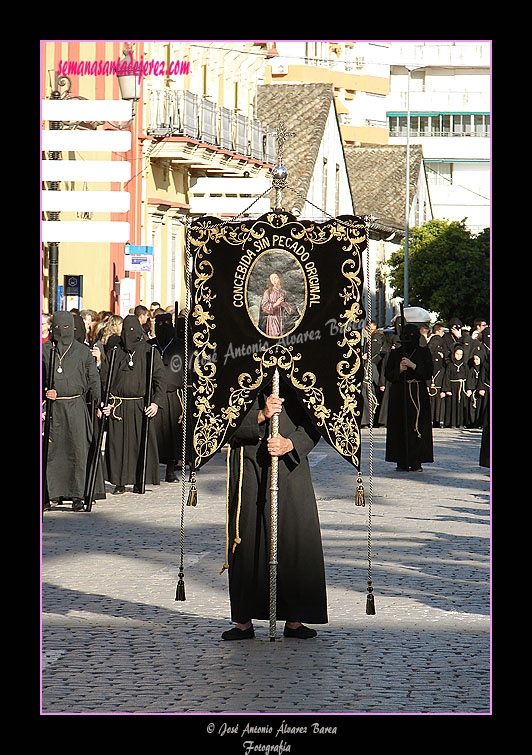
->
267;434;294;457
258;395;284;424
145;402;159;418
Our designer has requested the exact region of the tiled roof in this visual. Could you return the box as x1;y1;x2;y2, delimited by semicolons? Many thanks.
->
255;83;335;213
344;144;424;230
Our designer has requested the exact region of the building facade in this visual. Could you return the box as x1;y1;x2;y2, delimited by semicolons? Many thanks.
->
387;41;490;234
263;40;391;147
41;41;275;315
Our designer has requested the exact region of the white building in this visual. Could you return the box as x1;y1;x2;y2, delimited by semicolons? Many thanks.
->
387;41;491;234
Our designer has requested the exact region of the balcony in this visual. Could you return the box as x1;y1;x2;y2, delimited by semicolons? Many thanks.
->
147;89;276;165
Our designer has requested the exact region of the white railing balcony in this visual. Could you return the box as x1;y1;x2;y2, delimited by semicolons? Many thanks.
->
147;88;276;164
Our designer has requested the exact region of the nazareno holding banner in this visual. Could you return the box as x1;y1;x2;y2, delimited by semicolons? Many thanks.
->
180;210;372;640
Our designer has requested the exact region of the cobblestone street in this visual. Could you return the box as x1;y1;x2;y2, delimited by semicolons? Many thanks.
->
42;426;490;726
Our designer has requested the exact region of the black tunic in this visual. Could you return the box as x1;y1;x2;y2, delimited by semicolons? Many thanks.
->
100;340;166;487
148;334;184;464
441;346;469;428
226;381;327;624
42;339;103;500
384;343;434;467
427;334;446;426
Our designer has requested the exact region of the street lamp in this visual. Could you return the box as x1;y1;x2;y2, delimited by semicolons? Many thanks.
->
404;64;425;308
115;50;141;129
116;51;142;101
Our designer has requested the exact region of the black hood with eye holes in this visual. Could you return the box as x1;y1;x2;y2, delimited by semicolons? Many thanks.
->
154;313;174;349
121;315;145;352
52;311;75;349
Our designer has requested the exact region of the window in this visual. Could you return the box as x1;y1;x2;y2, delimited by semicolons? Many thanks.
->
389;113;490;138
427;162;453;186
419;116;430;136
474;114;490;136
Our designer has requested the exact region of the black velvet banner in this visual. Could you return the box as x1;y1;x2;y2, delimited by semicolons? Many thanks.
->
188;211;367;470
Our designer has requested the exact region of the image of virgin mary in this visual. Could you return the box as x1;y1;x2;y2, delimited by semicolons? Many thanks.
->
260;271;296;337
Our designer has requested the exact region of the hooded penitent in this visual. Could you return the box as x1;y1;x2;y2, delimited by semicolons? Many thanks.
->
154;313;175;353
400;323;421;354
43;311;105;502
449;342;466;370
121;314;145;360
149;313;185;471
441;341;469;428
100;313;166;489
52;311;75;351
73;313;87;344
384;319;434;468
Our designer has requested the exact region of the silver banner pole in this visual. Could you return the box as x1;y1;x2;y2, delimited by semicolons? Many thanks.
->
269;119;295;642
269;367;280;641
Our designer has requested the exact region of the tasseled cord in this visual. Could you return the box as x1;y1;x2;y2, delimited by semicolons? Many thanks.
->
355;470;365;507
175;567;186;601
356;468;376;615
187;470;198;507
366;580;376;615
220;445;244;575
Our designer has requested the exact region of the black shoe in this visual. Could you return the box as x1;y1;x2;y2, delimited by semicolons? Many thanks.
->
72;499;85;512
165;474;177;483
221;624;254;640
410;465;423;472
283;624;317;639
112;485;126;495
395;465;408;472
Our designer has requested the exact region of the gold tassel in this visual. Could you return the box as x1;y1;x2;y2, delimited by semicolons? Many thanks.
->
355;470;365;507
187;470;197;507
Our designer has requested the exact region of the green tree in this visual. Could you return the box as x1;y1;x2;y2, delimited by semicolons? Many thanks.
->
387;219;490;324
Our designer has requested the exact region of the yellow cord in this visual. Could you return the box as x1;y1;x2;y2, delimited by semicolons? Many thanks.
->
232;446;244;554
220;445;244;574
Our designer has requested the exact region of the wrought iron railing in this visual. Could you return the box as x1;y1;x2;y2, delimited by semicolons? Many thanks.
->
147;89;276;163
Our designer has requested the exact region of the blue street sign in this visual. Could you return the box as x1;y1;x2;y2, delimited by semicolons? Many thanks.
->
125;245;153;255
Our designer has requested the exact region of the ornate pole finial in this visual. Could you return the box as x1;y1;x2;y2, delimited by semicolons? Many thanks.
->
272;117;295;210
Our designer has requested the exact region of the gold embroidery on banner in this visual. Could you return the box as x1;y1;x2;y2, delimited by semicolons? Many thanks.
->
189;214;366;468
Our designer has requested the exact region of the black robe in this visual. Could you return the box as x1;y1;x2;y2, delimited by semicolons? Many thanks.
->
466;354;488;428
427;334;446;426
226;380;327;625
360;331;384;426
42;339;104;501
100;340;166;487
441;348;469;428
375;334;398;426
384;343;434;467
147;333;184;465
